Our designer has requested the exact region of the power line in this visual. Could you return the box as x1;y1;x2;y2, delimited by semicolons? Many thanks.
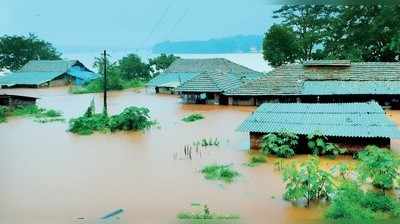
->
139;3;172;50
163;7;189;41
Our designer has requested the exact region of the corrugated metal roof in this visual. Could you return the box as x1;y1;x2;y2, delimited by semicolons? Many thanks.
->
19;60;79;73
0;60;98;86
237;102;400;138
146;72;198;87
226;62;400;96
0;72;63;86
165;58;261;75
303;81;400;95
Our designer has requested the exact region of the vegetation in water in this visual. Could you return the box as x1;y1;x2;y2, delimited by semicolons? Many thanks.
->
357;145;400;190
0;105;64;123
324;181;400;222
201;164;240;183
69;103;155;135
245;154;267;167
307;133;347;158
273;158;286;171
182;113;205;122
190;138;220;150
282;156;334;207
177;204;240;222
260;132;298;158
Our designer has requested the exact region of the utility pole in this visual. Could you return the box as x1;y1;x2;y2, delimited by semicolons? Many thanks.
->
103;50;108;116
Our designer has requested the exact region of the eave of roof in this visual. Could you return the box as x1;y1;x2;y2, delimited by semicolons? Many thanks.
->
237;102;400;139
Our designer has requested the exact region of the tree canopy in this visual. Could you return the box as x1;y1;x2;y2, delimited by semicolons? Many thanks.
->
148;53;179;74
118;54;151;80
0;33;61;71
263;4;400;66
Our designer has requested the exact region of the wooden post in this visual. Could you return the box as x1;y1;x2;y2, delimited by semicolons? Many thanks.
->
103;50;108;116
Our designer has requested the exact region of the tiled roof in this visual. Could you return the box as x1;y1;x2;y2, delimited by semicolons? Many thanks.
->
164;58;261;75
226;62;400;96
176;72;245;93
237;102;400;138
146;72;198;87
303;81;400;95
303;60;351;67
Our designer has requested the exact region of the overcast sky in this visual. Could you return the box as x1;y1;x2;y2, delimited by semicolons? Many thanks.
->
0;0;280;52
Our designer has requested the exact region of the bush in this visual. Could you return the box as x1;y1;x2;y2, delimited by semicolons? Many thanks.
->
0;106;7;122
246;154;267;167
109;107;154;132
182;113;205;122
282;156;334;207
68;106;155;135
261;132;298;158
0;105;63;123
307;133;346;157
325;181;400;222
357;145;400;190
325;182;376;222
201;164;240;183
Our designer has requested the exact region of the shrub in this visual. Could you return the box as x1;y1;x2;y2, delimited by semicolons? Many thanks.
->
357;145;400;190
261;132;298;158
182;113;204;122
307;133;346;157
0;105;63;123
109;107;154;132
325;182;376;222
69;105;155;135
325;181;400;222
246;154;267;167
0;106;7;122
282;156;334;207
201;164;240;183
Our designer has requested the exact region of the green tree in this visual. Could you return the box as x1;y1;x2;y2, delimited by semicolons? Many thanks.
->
357;145;400;190
148;53;179;74
118;54;150;80
262;24;300;67
0;33;61;71
283;156;334;207
273;5;337;61
324;5;400;62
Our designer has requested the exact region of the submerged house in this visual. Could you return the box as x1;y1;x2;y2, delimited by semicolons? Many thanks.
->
238;102;400;152
0;94;38;107
225;60;400;107
0;60;99;88
146;58;262;95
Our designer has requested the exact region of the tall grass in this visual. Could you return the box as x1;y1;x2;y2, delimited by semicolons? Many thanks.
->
201;164;240;183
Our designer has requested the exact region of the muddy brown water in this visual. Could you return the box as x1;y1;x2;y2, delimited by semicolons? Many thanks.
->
0;87;398;224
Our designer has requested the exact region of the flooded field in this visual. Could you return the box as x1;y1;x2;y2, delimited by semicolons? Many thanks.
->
0;87;396;224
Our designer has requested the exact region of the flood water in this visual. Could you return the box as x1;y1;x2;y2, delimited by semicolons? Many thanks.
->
0;87;397;224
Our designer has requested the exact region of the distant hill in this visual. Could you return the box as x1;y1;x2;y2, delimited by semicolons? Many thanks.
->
152;35;263;54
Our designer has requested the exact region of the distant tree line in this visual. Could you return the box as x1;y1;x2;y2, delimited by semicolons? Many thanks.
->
0;33;179;81
263;5;400;66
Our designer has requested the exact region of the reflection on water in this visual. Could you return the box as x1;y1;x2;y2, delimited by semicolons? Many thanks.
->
0;87;392;224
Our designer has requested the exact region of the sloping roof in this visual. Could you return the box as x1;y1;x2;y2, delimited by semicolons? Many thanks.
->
303;81;400;95
304;60;351;67
226;62;400;96
0;72;64;86
0;60;98;86
176;72;246;93
237;102;400;138
164;58;261;75
19;60;79;72
146;72;198;87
